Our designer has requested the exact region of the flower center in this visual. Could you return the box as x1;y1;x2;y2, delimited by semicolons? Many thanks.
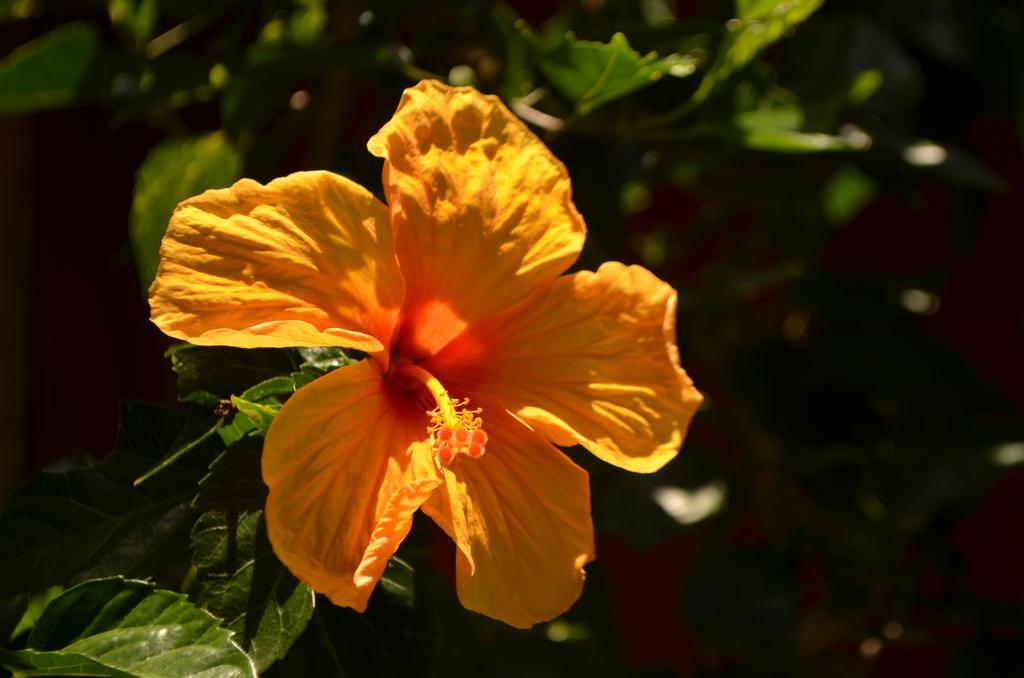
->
391;363;488;466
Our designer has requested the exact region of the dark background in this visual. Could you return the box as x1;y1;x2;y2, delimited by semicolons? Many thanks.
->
2;0;1024;675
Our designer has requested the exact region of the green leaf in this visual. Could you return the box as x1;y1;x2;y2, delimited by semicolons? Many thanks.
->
528;28;689;113
9;587;63;642
735;0;782;20
164;344;353;447
237;375;297;402
143;343;353;476
220;397;281;444
847;68;884;106
167;345;352;407
294;346;355;379
0;578;256;677
220;39;397;136
192;510;314;672
493;7;535;99
731;0;823;24
129;132;242;290
133;419;225;486
191;442;313;672
822;165;878;225
129;0;160;44
896;137;1005;192
694;0;823;105
191;440;422;675
0;23;117;113
167;345;300;407
271;586;436;678
704;81;869;154
193;438;269;512
737;127;861;152
0;402;221;597
108;50;212;127
786;15;923;128
734;85;804;132
108;0;160;44
164;344;354;444
377;557;416;608
670;123;868;154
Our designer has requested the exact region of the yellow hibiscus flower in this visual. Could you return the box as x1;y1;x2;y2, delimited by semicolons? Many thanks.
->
149;80;702;628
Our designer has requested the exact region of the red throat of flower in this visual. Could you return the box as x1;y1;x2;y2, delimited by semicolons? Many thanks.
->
391;363;488;466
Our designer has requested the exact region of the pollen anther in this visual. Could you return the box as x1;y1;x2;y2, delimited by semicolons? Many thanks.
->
437;443;455;464
392;363;488;466
428;401;488;465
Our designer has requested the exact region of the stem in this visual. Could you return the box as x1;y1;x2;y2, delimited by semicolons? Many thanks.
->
132;420;223;486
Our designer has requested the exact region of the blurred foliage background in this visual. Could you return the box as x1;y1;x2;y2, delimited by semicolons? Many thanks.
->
1;0;1024;676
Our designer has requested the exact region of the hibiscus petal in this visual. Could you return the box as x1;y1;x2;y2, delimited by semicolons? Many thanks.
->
263;360;441;611
149;171;404;355
429;262;702;473
422;410;594;629
367;80;585;357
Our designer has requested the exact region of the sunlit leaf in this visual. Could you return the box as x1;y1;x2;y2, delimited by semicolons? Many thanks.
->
109;0;159;44
737;127;863;153
538;31;683;113
9;587;62;641
734;85;804;132
786;15;923;126
286;0;327;45
735;0;782;20
0;23;117;113
0;578;256;677
822;165;878;224
220;397;280;444
129;133;242;290
847;68;884;106
494;9;694;116
694;0;823;105
673;123;867;153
